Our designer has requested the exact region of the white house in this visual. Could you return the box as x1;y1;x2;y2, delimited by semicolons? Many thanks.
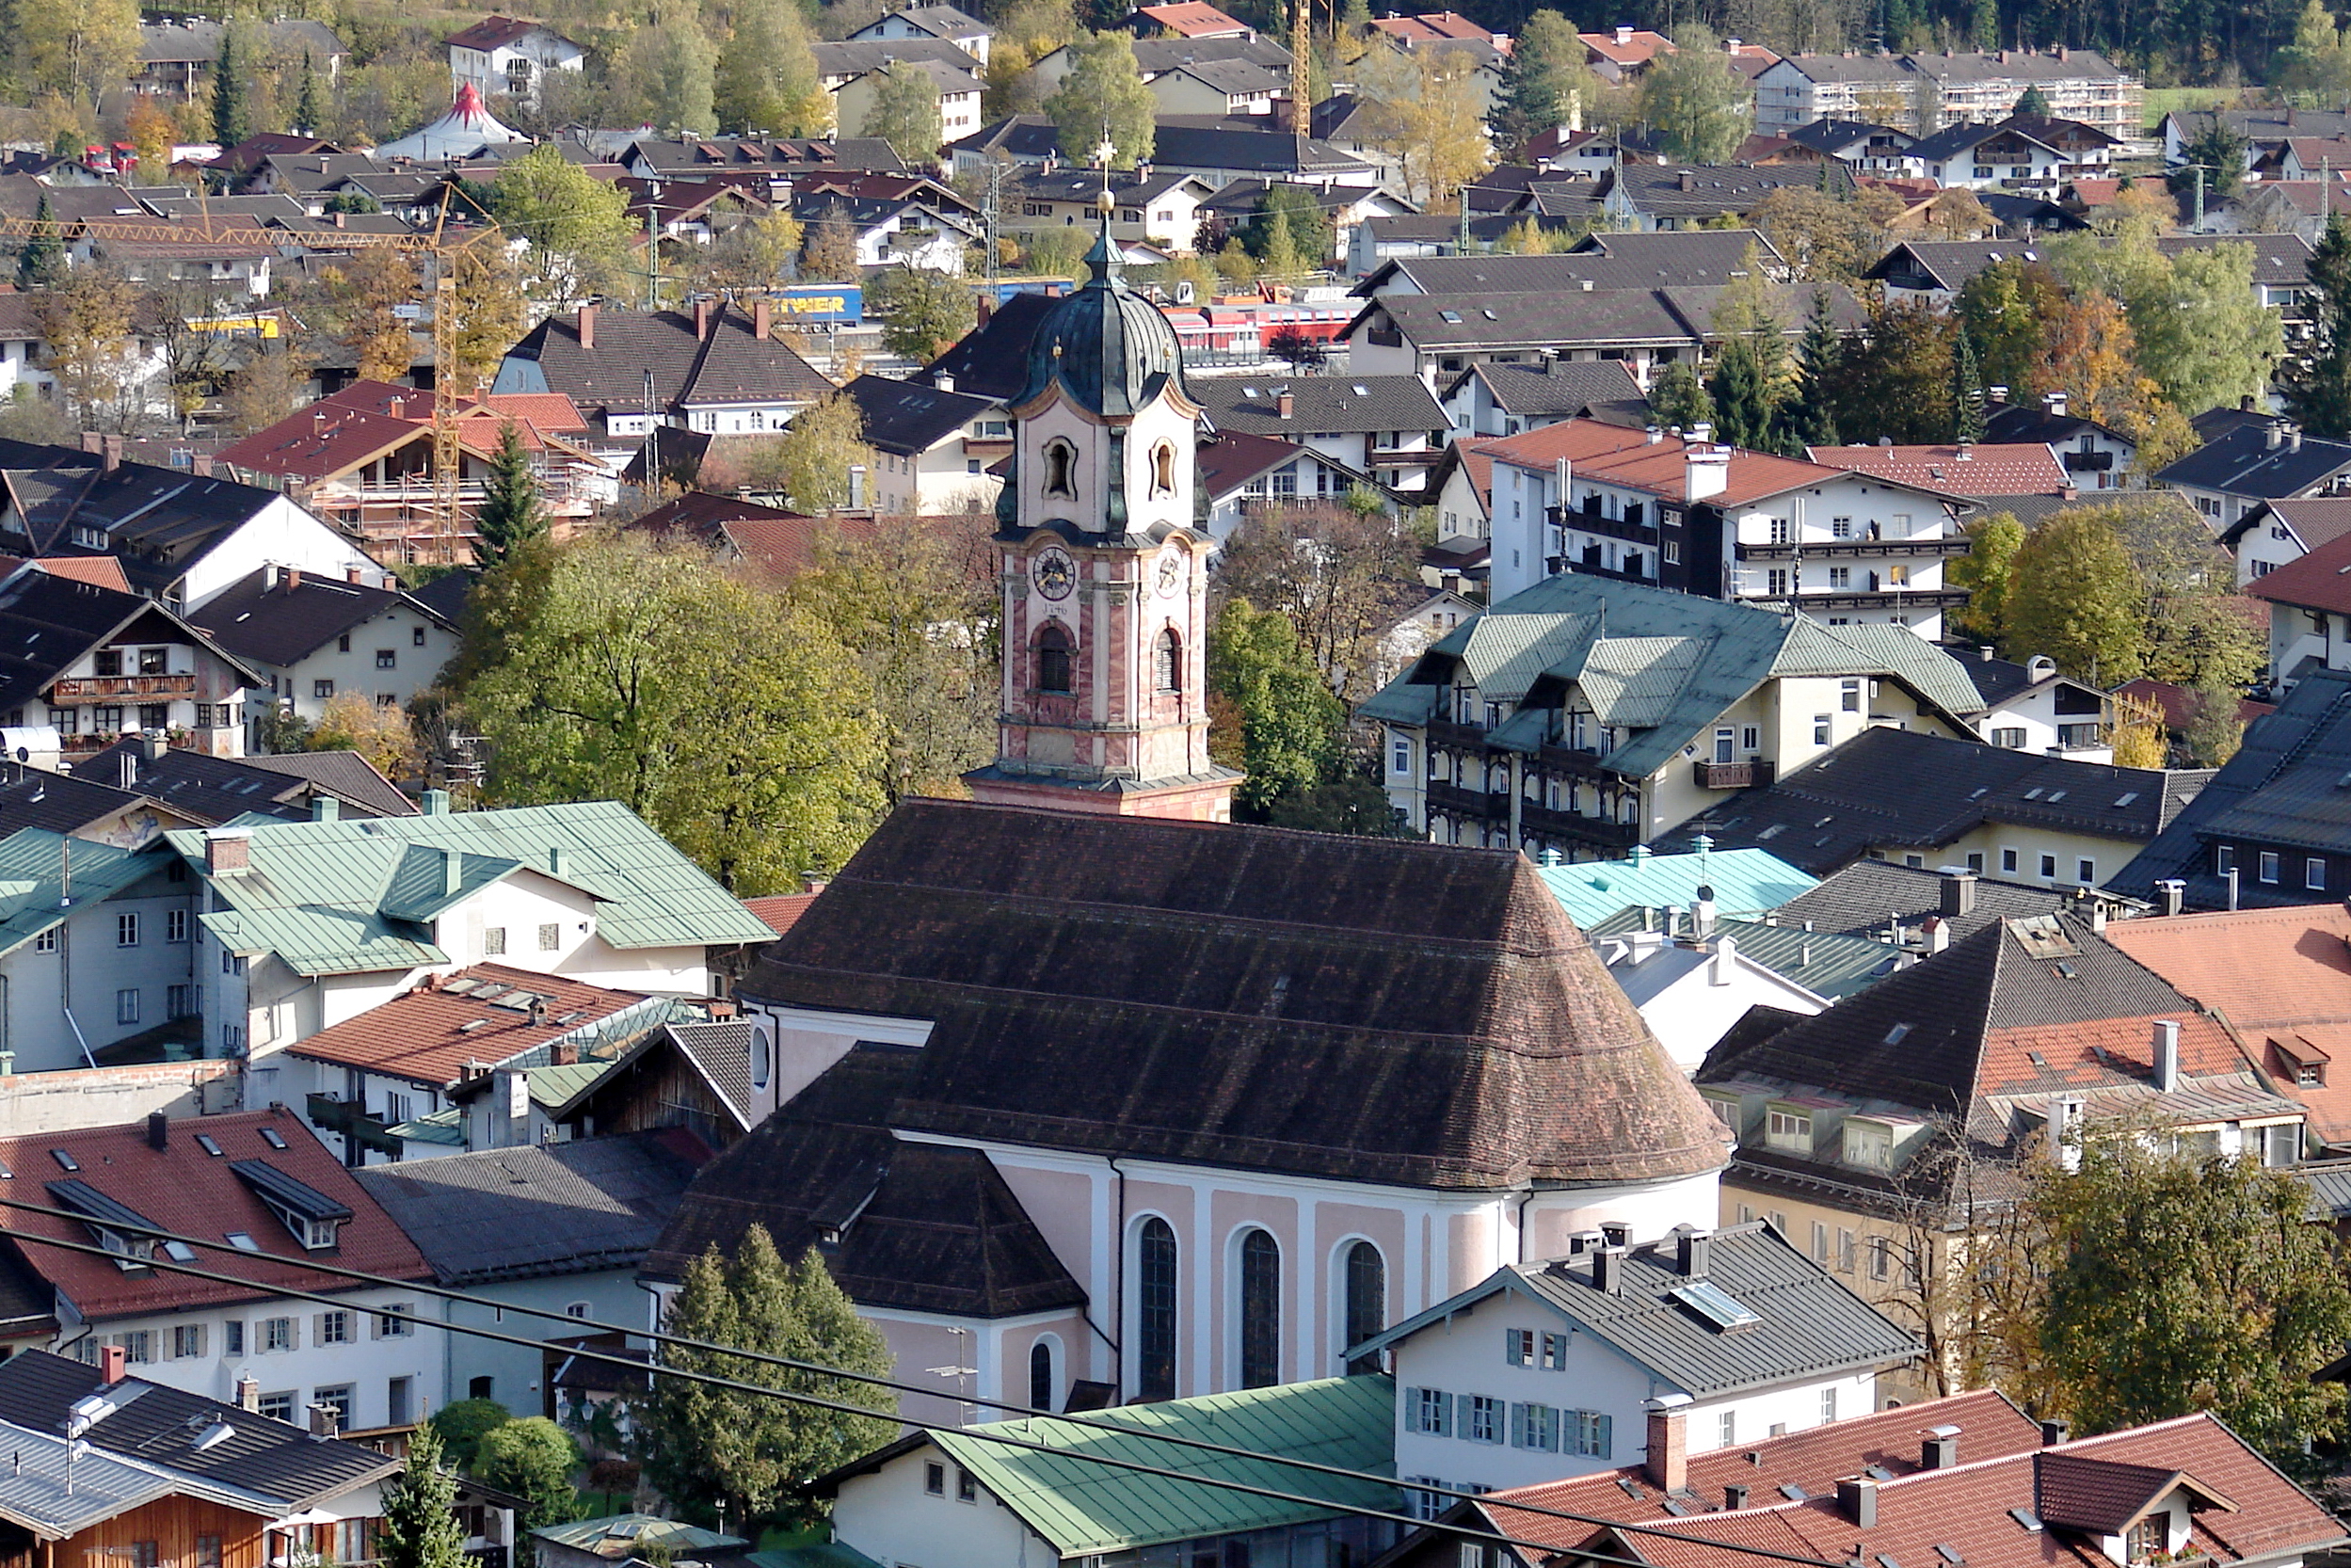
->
841;375;1004;516
1600;926;1833;1073
1351;1224;1916;1498
849;5;992;66
445;16;586;107
1964;651;2113;761
184;565;461;745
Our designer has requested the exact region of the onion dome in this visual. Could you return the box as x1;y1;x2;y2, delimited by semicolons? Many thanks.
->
1016;206;1186;416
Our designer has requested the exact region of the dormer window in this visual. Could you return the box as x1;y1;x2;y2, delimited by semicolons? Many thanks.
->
229;1160;351;1251
1844;1119;1895;1171
1766;1106;1813;1151
46;1180;160;1272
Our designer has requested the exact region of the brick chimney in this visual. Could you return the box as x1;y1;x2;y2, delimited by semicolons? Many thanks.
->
577;301;597;350
1276;390;1294;419
235;1374;260;1412
192;455;213;477
694;298;713;340
1644;1400;1687;1492
100;1343;126;1385
308;1403;339;1438
204;827;251;874
754;297;772;338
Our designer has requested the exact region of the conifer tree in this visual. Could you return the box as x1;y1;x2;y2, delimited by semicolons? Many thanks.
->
1953;328;1987;442
378;1424;467;1568
473;422;548;568
16;193;62;289
2285;213;2351;440
296;52;327;136
1706;338;1775;449
1776;288;1841;450
211;18;248;147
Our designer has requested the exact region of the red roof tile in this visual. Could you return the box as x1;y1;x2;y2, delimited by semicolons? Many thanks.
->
0;1107;430;1320
2245;527;2351;615
1133;0;1252;34
28;556;132;592
1807;441;2071;495
744;893;818;936
1579;25;1672;63
284;963;656;1086
1373;10;1496;40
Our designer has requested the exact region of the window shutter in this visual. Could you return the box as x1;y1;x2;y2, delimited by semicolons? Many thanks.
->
1403;1387;1422;1432
312;1313;327;1346
1593;1411;1613;1460
1510;1402;1527;1448
1503;1327;1516;1363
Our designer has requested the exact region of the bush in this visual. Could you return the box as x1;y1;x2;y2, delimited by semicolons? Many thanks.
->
427;1398;512;1472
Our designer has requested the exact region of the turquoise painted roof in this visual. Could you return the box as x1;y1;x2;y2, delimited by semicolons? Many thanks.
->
1355;575;1987;779
0;831;160;958
387;1105;465;1144
1537;846;1816;928
933;1375;1397;1557
169;801;774;975
534;1516;748;1554
1583;909;1903;1001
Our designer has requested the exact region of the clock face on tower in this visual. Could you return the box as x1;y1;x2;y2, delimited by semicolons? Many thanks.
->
1032;547;1077;600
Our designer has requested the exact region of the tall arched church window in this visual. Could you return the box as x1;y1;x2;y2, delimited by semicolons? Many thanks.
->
1152;442;1176;497
1343;1241;1385;1375
1239;1228;1280;1389
1029;1339;1056;1413
1136;1218;1178;1401
1154;629;1181;694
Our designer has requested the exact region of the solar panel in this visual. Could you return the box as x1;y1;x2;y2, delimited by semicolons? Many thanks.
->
1670;1281;1761;1330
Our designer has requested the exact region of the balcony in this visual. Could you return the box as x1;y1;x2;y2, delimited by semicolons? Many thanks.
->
1425;779;1501;818
1427;717;1490;751
1549;505;1659;547
1749;587;1972;612
1536;742;1626;782
2062;449;2115;472
1693;759;1776;791
1520;803;1642;849
50;673;197;698
1735;536;1973;560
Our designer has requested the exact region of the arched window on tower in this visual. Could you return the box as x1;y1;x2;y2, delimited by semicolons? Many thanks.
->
1029;1339;1056;1413
1035;623;1073;695
1044;440;1077;498
1238;1228;1280;1389
1136;1218;1178;1401
1342;1240;1385;1375
1151;442;1176;498
1154;629;1181;694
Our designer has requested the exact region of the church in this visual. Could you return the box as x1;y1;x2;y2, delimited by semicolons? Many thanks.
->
642;210;1728;1428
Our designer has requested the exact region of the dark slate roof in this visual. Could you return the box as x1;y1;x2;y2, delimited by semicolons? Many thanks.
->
646;1042;1090;1317
2112;665;2351;908
0;573;261;715
2155;232;2314;291
356;1130;705;1286
1980;401;2129;449
1865;239;2059;294
404;569;474;627
0;1349;395;1507
1607;162;1849;220
840;375;997;455
501;304;832;420
1353;284;1868;353
1354;1223;1916;1391
1446;360;1645;418
1768;858;2079;941
1782;119;1912;154
238;751;415;819
185;568;450;666
6;460;288;597
78;740;342;826
1973;488;2202;536
811;36;983;76
1654;727;2199;876
731;798;1728;1191
666;1020;753;1126
1193;374;1446;437
1356;231;1781;296
2152;421;2351;499
0;768;152;838
915;292;1060;401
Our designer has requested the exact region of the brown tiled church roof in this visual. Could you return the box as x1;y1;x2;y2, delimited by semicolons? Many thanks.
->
735;799;1729;1192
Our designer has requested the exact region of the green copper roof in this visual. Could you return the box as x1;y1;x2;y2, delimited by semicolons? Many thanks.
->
1537;845;1816;928
534;1516;748;1555
1584;909;1902;1001
170;801;774;974
934;1375;1397;1557
0;831;162;959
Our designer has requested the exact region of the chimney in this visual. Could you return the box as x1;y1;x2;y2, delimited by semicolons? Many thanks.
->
101;435;121;472
192;455;212;477
1644;1400;1688;1492
1687;447;1729;502
1709;932;1735;985
976;296;993;327
204;828;252;874
100;1344;126;1385
441;846;462;897
307;1403;338;1438
423;788;451;815
146;1112;167;1152
2158;879;2184;918
936;372;956;392
1941;872;1976;917
1277;390;1295;419
528;998;549;1027
1687;422;1714;443
286;568;300;592
389;396;405;420
1593;1244;1627;1294
577;301;597;350
2043;390;2068;418
345;566;361;584
551;1041;578;1065
1646;424;1664;444
1925;914;1950;953
754;296;772;339
311;796;339;822
235;1375;259;1413
2227;865;2240;911
2039;1419;2071;1446
1617;23;1634;43
2152;1018;2180;1091
1838;1478;1878;1528
1725;1483;1750;1510
1692;883;1717;936
1601;1220;1632;1247
1678;168;1694;190
694;298;713;340
2293;426;2305;453
1920;1426;1959;1468
2268;421;2286;450
1677;1228;1713;1276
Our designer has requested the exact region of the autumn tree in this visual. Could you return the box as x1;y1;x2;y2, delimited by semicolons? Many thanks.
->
221;342;314;437
2021;1130;2351;1474
1956;257;2066;402
1747;185;1901;284
744;393;872;511
2055;227;2279;420
696;209;806;294
1242;184;1335;271
2278;0;2351;100
798;203;861;282
2002;508;2147;681
488;146;639;305
1045;30;1156;168
37;264;142;432
458;536;884;894
321;248;421;384
12;0;136;113
713;0;826;135
630;1225;898;1530
1636;24;1751;165
791;516;999;803
1215;501;1421;703
1352;42;1494;205
612;16;718;134
2183;674;2248;766
309;691;422;782
445;245;528;395
864;64;944;163
869;264;973;361
1947;511;2023;648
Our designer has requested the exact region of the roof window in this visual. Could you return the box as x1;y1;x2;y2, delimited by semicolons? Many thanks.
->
1885;1023;1911;1044
2045;790;2066;802
49;1150;77;1172
2113;792;2138;807
195;1134;223;1157
258;1128;287;1149
2009;1510;2043;1533
1671;1280;1762;1330
230;1160;352;1251
225;1232;258;1251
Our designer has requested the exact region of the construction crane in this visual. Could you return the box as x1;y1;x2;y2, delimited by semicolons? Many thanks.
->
0;200;504;563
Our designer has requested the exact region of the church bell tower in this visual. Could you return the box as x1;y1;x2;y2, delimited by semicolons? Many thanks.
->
962;201;1240;821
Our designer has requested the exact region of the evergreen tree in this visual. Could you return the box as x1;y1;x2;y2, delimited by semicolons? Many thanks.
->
475;1420;582;1565
2285;213;2351;440
1776;288;1841;449
2012;83;2051;115
473;422;548;568
1493;9;1591;159
16;193;62;289
1706;338;1775;449
1953;328;1987;441
630;1225;897;1531
1647;360;1714;430
211;16;248;147
296;52;326;136
378;1424;467;1568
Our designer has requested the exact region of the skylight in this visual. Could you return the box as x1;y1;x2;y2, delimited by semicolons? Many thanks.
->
2046;790;2067;802
162;1241;197;1263
1936;1547;1965;1563
258;1128;287;1150
195;1135;222;1157
1780;1484;1807;1500
225;1232;258;1251
2114;792;2138;807
2023;787;2044;799
1440;311;1463;323
1670;1280;1762;1330
49;1150;77;1172
2009;1510;2042;1534
1885;1023;1911;1045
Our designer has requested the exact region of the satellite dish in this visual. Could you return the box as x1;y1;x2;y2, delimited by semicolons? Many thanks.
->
1176;280;1196;304
14;748;25;762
